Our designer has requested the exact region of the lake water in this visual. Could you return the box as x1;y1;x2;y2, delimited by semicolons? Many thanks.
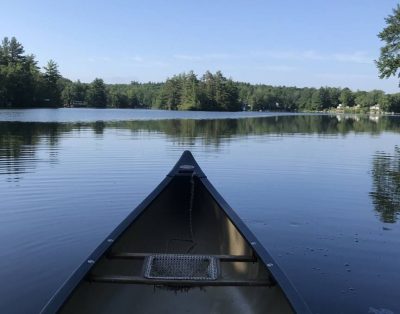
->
0;109;399;314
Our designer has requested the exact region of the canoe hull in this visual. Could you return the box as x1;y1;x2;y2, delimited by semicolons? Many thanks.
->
41;151;311;314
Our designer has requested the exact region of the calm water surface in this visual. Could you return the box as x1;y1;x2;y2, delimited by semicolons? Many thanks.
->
0;109;399;314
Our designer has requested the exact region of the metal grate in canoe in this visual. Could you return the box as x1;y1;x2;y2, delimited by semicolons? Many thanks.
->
144;254;218;280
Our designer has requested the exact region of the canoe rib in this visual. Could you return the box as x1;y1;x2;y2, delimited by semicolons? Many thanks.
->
89;275;274;287
108;252;257;263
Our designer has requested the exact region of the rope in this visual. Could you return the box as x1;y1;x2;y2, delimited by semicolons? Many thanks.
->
165;171;197;254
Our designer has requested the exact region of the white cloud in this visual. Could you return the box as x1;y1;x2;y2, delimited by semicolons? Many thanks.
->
252;50;373;64
315;73;372;80
173;50;373;64
87;56;111;63
127;56;144;63
257;65;297;72
87;55;169;68
302;50;326;61
332;52;373;64
173;53;232;61
173;54;203;61
131;60;170;68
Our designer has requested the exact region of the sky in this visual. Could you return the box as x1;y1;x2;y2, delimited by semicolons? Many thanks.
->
1;0;399;92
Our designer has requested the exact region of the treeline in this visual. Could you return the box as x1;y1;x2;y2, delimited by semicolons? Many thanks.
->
61;71;239;111
1;37;400;112
237;84;400;113
157;71;240;111
0;37;64;107
62;79;163;109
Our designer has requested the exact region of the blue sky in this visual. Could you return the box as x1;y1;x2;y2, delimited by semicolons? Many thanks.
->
1;0;399;92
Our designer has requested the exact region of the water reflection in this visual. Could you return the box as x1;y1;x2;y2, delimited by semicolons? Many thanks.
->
1;115;400;178
0;122;62;179
1;113;400;313
370;147;400;223
93;121;105;135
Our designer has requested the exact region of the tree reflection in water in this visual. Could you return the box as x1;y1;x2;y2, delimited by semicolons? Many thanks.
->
370;146;400;223
1;115;400;182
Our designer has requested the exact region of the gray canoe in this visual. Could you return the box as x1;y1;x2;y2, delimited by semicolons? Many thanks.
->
41;151;311;314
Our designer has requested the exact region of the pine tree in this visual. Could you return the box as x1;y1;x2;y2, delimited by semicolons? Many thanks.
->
9;37;25;63
43;60;61;107
179;71;199;110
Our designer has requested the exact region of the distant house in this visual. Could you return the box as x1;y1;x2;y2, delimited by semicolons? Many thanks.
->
71;100;86;108
370;104;380;112
64;100;86;108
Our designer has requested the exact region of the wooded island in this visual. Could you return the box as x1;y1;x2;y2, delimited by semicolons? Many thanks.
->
1;37;399;112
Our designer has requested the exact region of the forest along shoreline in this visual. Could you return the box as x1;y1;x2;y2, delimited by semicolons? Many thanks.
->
1;36;399;113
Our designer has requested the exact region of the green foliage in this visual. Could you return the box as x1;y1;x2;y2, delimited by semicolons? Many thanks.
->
62;80;87;106
179;71;200;110
108;90;129;108
0;37;39;107
354;91;367;108
339;88;355;107
9;37;25;63
157;71;241;111
0;37;62;107
376;4;400;85
366;90;385;108
0;36;400;112
42;60;62;107
384;93;400;112
158;75;182;110
86;78;107;107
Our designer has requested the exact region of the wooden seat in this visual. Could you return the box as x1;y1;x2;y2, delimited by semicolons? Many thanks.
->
89;275;273;287
91;252;272;287
108;252;257;263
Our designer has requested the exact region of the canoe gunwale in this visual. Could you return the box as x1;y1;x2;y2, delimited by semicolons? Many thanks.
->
40;150;312;314
199;175;312;314
39;175;173;314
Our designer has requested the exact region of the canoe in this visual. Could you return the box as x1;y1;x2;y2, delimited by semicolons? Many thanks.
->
41;151;311;314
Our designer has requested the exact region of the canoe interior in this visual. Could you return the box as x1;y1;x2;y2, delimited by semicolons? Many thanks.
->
59;175;293;314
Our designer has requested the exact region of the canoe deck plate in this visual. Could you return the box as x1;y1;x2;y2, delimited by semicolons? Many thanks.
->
143;254;218;280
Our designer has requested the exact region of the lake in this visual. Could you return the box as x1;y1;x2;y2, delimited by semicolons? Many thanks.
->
0;109;399;314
